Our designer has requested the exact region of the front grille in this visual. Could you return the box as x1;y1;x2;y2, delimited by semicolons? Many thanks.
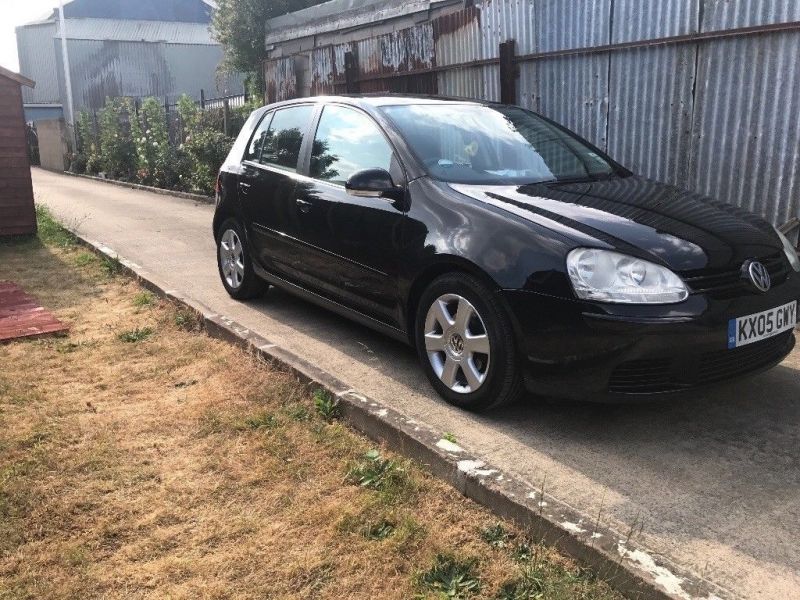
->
608;331;794;394
682;252;789;298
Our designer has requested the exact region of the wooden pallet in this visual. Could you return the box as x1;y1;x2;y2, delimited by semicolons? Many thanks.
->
0;281;68;341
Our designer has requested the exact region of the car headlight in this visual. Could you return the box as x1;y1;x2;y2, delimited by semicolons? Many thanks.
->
567;248;689;304
775;227;800;272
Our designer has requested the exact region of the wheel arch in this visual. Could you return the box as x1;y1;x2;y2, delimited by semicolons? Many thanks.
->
405;257;504;345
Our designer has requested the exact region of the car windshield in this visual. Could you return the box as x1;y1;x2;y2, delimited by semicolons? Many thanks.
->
381;103;619;185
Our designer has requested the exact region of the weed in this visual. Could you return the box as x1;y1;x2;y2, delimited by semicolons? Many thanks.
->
118;327;153;343
56;341;94;354
174;309;201;332
346;449;401;491
313;389;340;421
100;254;123;277
35;205;76;248
415;554;481;599
72;252;97;267
511;542;535;563
481;523;512;549
288;404;310;422
496;567;544;600
363;519;395;540
132;291;156;308
241;411;280;431
443;432;457;443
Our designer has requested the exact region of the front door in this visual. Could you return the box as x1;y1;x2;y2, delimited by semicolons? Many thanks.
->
293;104;407;326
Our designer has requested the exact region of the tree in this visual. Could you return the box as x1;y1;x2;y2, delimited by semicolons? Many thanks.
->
211;0;326;95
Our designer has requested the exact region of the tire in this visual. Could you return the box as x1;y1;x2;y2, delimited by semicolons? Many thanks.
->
415;273;523;411
216;218;267;300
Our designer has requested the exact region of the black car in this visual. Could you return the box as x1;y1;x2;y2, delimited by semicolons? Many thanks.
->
213;95;800;410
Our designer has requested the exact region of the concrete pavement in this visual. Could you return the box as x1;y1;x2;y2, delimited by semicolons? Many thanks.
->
32;169;800;599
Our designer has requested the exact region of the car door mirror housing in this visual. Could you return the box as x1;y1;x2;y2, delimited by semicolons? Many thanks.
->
345;168;398;198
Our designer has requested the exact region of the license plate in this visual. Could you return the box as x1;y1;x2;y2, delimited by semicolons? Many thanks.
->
728;301;797;349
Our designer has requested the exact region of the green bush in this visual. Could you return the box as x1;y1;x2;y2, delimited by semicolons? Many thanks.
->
97;98;136;179
176;95;234;196
130;98;174;188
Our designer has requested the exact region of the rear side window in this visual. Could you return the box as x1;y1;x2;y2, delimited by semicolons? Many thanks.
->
310;105;394;184
261;105;315;172
244;112;273;162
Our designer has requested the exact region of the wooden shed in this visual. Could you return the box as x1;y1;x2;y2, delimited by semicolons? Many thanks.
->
0;66;36;236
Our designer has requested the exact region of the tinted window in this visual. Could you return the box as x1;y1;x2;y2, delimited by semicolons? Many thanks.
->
244;112;273;162
261;105;315;171
310;105;394;184
381;104;618;185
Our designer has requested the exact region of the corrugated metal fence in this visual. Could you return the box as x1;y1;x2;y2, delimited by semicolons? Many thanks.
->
263;0;800;229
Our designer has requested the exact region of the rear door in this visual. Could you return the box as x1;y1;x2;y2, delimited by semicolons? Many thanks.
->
240;104;316;281
293;103;407;325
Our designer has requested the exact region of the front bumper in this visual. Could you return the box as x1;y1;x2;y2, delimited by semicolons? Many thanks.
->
502;272;800;402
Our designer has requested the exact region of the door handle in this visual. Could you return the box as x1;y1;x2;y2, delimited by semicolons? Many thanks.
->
296;198;312;213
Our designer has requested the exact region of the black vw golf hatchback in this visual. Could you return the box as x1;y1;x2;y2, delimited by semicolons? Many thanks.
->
214;95;800;410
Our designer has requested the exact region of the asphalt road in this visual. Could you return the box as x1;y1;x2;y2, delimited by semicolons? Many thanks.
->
32;169;800;599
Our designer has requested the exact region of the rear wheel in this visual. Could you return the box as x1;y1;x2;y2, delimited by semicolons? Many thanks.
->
415;273;523;411
216;218;267;300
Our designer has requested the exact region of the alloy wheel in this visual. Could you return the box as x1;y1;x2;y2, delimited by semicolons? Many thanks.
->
423;293;491;393
219;229;245;289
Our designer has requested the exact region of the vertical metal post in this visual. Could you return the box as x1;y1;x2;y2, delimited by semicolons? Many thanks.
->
344;51;358;94
499;39;518;104
223;98;230;137
58;0;76;149
200;89;205;109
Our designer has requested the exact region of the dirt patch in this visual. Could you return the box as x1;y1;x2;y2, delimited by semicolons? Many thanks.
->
0;209;625;599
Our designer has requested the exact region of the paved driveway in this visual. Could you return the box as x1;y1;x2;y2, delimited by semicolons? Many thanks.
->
33;169;800;599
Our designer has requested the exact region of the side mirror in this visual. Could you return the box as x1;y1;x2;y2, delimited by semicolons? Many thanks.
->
345;168;399;198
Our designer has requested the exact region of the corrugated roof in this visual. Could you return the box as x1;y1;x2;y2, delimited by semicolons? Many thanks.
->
265;0;458;45
39;18;218;45
29;0;215;25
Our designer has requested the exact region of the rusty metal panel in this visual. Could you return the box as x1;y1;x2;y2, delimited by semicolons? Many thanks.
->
688;28;800;226
264;57;297;104
357;22;435;78
311;42;355;95
433;6;484;99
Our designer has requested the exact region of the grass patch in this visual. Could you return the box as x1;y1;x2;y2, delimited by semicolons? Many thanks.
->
132;291;156;308
35;204;78;249
481;523;512;549
117;326;154;343
0;208;626;600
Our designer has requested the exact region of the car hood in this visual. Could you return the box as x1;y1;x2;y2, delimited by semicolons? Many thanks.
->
450;175;781;272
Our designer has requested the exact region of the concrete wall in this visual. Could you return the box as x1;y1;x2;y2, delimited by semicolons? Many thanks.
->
37;118;68;173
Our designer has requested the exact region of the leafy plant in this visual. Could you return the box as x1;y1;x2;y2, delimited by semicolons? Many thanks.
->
443;432;457;443
346;450;401;491
118;327;154;343
363;519;395;540
130;98;174;188
132;291;156;308
97;98;136;179
173;309;201;331
481;523;512;549
415;554;481;599
243;411;279;431
176;95;233;195
313;389;340;421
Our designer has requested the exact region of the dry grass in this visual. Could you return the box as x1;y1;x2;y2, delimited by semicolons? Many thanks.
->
0;209;626;600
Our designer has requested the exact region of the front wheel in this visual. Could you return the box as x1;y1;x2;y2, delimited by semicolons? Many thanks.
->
415;273;523;411
216;218;267;300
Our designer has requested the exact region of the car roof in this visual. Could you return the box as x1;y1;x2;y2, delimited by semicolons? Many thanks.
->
262;94;502;111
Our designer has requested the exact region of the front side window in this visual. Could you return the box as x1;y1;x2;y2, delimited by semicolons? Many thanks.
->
381;103;619;185
261;105;315;171
310;105;394;184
